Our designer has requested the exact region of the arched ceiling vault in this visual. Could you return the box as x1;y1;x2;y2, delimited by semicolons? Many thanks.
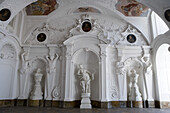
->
136;0;170;28
0;0;169;29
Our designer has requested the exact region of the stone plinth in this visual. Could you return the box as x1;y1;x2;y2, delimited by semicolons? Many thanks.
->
80;93;92;109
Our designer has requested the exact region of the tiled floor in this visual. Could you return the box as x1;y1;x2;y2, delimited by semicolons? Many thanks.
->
0;107;170;113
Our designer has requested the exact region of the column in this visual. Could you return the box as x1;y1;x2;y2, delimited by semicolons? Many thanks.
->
116;46;127;101
99;44;109;102
116;60;127;101
64;44;73;101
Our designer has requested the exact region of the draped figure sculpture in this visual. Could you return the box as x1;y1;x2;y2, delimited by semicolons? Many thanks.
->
19;51;30;98
77;64;94;93
45;53;59;99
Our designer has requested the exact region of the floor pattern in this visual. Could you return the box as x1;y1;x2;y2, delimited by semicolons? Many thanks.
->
0;107;170;113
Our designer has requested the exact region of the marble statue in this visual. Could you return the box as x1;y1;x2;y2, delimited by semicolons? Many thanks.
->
46;53;58;75
141;56;153;77
77;64;94;93
116;61;126;77
19;51;30;99
30;68;43;100
141;56;153;100
128;69;142;101
116;61;127;100
20;51;30;75
45;53;58;99
77;64;94;109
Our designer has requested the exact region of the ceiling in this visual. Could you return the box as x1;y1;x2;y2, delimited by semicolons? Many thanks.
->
0;0;169;28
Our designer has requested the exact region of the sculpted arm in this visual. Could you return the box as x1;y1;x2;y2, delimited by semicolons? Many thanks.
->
21;52;26;62
141;57;145;63
53;53;59;62
77;69;82;75
46;55;50;62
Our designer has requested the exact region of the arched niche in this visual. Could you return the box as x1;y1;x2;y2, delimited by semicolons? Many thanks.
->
156;44;170;101
27;57;46;99
124;58;146;100
72;49;99;100
0;43;18;99
64;34;109;102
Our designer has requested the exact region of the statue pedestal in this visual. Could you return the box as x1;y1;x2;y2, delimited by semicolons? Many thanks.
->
129;86;142;101
80;93;92;109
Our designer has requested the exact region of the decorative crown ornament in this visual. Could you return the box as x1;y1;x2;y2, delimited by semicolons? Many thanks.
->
82;14;91;21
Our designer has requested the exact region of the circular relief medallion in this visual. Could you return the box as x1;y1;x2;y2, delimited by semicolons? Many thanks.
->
0;8;11;21
82;21;92;32
127;34;136;43
37;33;46;42
165;9;170;22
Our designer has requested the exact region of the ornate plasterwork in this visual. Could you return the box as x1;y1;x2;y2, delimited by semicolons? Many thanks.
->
52;85;61;100
119;25;148;46
110;86;118;99
45;53;59;99
73;7;101;14
67;16;147;46
106;26;126;45
0;44;16;60
24;22;50;45
24;14;147;46
24;22;68;45
68;14;106;37
124;57;142;71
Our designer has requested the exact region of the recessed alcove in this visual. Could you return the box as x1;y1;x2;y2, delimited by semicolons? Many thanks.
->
72;49;99;100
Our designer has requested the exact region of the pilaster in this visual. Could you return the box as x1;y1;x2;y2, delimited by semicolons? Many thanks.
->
64;44;74;101
99;44;109;102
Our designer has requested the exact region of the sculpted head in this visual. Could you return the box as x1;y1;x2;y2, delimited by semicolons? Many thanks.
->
79;64;83;69
130;69;136;74
37;68;41;73
50;54;55;60
143;56;149;62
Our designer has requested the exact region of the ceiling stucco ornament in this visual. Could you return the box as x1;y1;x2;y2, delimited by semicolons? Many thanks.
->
24;22;51;45
73;7;101;14
67;14;110;43
119;25;148;46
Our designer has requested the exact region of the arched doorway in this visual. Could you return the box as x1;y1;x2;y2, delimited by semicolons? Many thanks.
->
156;44;170;102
